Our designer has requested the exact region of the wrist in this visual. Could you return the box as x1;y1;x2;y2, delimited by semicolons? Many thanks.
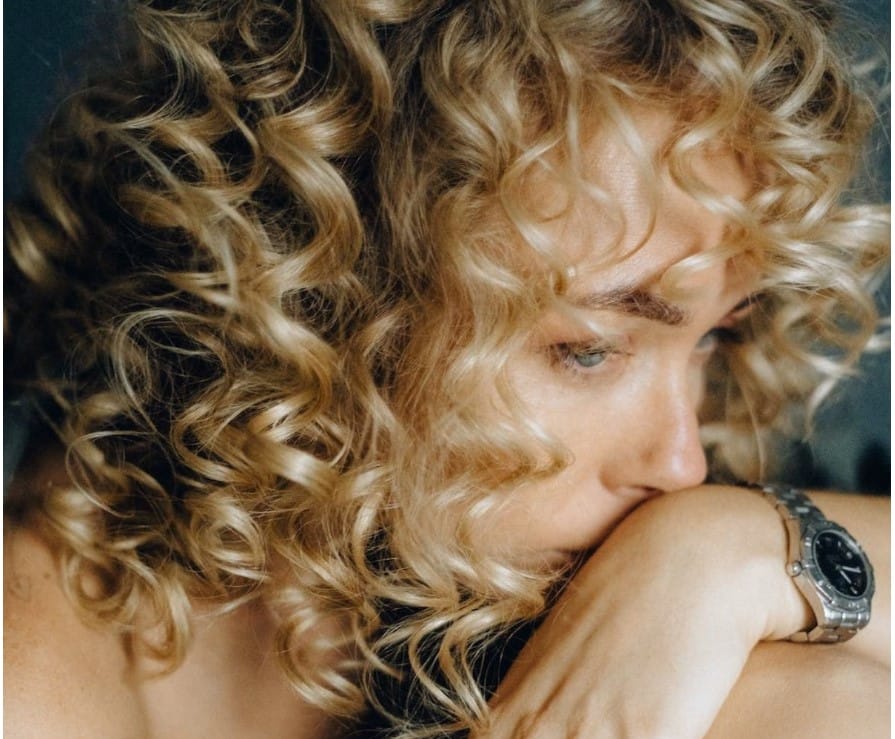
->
619;485;814;644
753;484;875;643
568;485;812;737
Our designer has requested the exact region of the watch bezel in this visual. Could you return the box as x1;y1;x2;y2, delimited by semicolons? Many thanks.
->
797;519;875;611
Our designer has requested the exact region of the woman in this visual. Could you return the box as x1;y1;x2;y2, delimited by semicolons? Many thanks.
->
4;0;889;737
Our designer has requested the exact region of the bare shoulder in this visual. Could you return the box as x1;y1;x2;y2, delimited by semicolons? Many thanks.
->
4;523;148;738
709;641;889;739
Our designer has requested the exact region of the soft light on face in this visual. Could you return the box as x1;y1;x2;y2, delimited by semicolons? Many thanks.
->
484;109;758;563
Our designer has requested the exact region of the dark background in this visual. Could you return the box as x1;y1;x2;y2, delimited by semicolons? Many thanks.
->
3;1;891;493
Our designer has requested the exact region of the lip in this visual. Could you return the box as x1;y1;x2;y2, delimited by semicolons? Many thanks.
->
541;549;579;567
570;489;666;551
612;485;664;501
513;548;578;571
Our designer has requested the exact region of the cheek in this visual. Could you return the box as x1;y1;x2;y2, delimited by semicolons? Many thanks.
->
485;352;678;554
488;469;629;554
489;456;656;556
479;410;641;554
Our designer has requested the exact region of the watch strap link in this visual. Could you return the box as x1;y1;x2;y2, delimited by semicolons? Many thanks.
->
757;483;824;525
793;599;866;643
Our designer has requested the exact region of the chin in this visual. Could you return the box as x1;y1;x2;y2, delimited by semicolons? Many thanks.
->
508;547;578;572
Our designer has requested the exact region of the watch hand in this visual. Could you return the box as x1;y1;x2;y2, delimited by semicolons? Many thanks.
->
839;565;862;574
836;566;853;584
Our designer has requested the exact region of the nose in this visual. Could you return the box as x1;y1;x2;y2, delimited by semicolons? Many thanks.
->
633;375;708;492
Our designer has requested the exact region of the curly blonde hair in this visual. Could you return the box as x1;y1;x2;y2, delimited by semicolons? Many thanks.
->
5;0;888;735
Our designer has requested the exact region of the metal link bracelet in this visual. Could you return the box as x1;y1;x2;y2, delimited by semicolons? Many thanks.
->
754;483;873;643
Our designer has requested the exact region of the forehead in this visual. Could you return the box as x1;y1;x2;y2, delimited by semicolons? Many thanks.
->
517;105;754;297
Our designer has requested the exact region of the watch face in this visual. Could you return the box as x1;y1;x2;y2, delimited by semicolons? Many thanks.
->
813;531;868;598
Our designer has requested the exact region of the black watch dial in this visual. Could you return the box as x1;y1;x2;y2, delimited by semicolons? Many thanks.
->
813;531;868;597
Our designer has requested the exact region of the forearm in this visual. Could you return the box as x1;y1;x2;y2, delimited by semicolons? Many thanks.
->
487;485;889;738
660;486;890;737
707;641;890;739
489;485;815;738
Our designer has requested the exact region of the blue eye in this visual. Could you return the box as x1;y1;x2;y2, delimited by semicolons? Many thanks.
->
550;342;615;371
571;346;611;368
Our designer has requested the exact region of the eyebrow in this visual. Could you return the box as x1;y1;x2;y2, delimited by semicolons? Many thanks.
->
570;286;690;326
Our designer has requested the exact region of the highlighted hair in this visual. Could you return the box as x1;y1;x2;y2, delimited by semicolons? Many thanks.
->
5;0;887;734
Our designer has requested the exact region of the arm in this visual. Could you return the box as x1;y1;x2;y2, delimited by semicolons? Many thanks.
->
484;485;889;739
707;641;889;739
706;491;890;738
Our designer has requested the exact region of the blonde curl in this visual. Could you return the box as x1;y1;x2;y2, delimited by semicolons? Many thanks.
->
5;0;888;735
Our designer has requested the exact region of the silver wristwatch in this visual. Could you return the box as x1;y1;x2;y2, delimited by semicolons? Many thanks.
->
757;484;874;643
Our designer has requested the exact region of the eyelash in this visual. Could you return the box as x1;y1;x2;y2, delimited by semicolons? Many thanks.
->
550;325;744;375
549;341;625;372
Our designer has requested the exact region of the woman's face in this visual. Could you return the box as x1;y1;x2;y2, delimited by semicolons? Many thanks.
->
491;111;756;562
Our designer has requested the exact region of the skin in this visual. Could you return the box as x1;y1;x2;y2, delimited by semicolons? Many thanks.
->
3;449;339;739
3;111;889;737
490;108;755;557
476;111;890;736
5;489;888;739
485;487;890;738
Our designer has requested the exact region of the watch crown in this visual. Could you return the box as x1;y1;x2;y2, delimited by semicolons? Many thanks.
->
788;561;804;576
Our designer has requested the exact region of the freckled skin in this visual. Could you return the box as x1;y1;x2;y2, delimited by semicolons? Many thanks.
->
487;110;756;557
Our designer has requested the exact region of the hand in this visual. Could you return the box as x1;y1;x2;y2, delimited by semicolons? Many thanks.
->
481;485;813;739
